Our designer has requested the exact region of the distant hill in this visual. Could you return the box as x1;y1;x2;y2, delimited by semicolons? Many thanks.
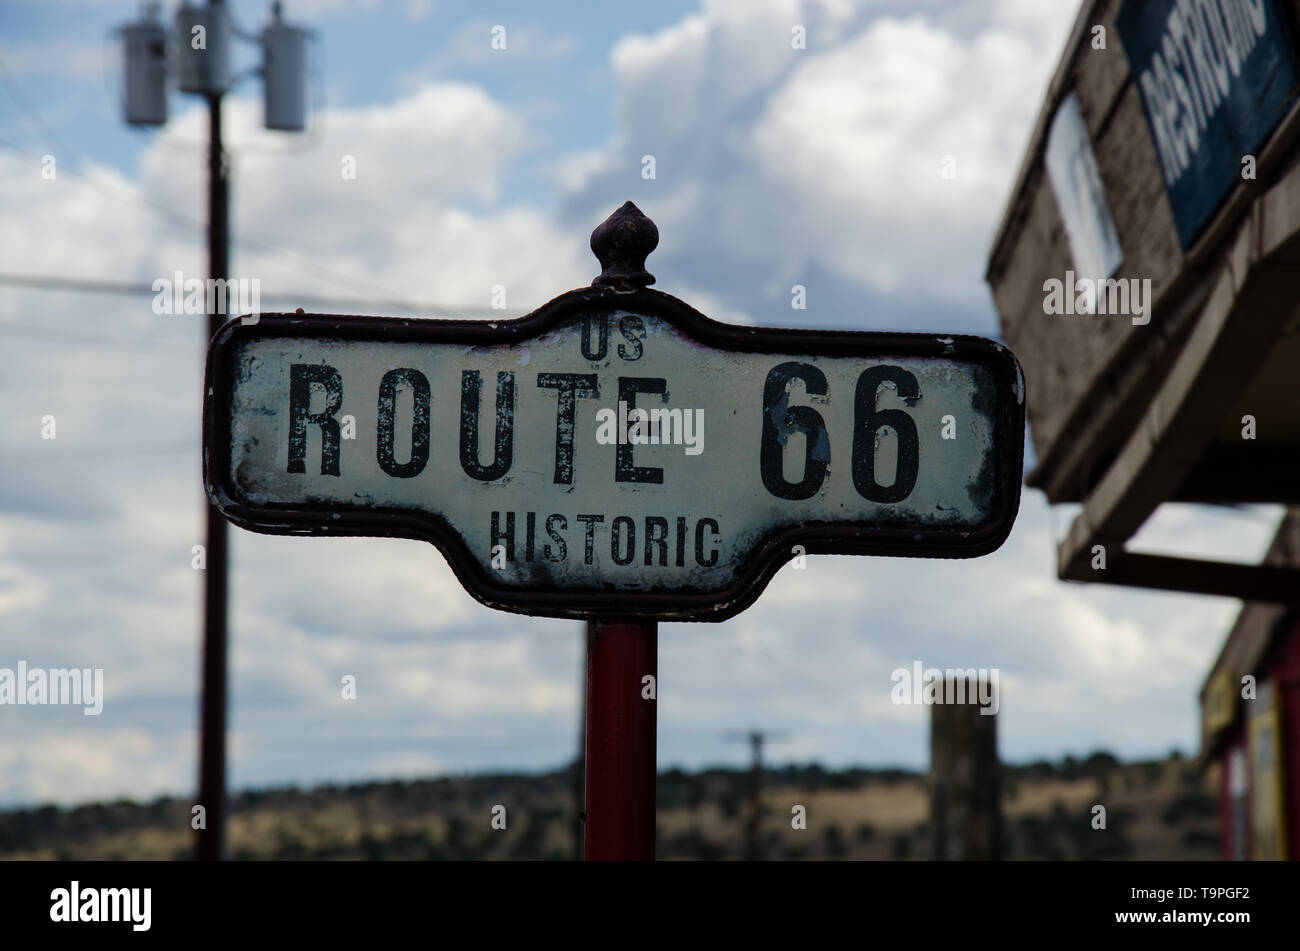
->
0;752;1217;860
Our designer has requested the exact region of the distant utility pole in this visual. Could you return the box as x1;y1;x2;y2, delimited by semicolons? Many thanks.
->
115;0;311;861
724;729;786;861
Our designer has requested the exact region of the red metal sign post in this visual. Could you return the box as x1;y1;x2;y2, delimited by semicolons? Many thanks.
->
583;620;657;860
577;211;664;860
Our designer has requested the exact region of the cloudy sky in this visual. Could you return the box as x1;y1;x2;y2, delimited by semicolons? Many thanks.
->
0;0;1282;808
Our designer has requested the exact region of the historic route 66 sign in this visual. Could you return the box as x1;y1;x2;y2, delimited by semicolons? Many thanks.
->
204;203;1025;620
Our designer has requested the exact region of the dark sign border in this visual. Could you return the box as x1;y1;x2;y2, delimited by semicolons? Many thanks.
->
203;284;1025;621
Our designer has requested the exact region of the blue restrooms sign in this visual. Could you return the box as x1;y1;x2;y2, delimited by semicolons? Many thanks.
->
1117;0;1299;248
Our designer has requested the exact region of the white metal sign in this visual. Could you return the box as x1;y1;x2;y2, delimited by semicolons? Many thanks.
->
205;293;1024;620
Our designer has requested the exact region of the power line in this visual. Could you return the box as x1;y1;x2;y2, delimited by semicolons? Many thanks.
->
0;271;508;318
0;53;69;154
0;441;194;460
0;323;189;353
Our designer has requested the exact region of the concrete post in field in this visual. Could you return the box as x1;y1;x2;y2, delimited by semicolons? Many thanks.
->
930;676;1000;860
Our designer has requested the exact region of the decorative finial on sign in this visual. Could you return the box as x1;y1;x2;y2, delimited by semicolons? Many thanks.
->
591;200;657;289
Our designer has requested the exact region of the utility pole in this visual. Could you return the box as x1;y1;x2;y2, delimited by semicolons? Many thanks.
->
116;0;310;860
724;729;786;860
197;74;229;862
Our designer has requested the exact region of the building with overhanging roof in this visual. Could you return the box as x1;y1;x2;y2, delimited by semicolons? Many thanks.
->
986;0;1300;859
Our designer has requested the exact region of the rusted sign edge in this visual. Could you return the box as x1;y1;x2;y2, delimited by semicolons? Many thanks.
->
203;284;1026;622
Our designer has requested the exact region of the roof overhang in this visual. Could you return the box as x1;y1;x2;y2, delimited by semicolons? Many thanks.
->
1056;164;1300;603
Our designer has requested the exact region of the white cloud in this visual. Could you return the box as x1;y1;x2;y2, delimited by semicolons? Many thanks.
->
401;19;578;86
134;85;590;312
0;727;190;806
660;489;1268;769
403;0;436;23
560;0;1079;327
